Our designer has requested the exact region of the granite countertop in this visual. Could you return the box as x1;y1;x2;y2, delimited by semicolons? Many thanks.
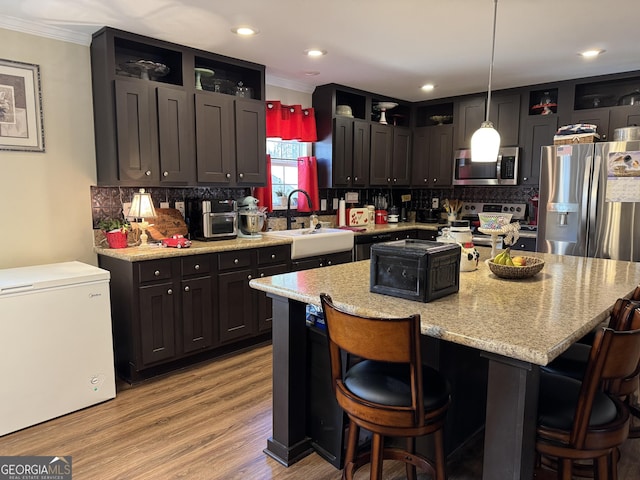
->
94;222;440;261
249;249;640;366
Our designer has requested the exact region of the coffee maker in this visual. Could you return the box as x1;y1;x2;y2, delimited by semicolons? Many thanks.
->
237;196;266;239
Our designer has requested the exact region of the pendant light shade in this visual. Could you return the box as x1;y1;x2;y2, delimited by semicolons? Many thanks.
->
471;120;500;163
471;0;501;163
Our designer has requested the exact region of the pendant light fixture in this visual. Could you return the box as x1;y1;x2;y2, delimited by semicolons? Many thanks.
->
471;0;501;163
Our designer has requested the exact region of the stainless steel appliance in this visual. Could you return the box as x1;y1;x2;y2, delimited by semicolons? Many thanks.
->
538;141;640;261
237;195;266;240
185;199;237;241
452;146;520;186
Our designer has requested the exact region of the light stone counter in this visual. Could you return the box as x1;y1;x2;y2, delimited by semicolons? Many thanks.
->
94;236;292;262
252;250;640;477
251;249;640;365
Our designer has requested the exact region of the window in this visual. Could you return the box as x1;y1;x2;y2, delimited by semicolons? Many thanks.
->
267;139;311;209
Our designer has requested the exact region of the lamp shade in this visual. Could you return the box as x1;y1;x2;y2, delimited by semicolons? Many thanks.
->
471;121;501;163
128;189;156;219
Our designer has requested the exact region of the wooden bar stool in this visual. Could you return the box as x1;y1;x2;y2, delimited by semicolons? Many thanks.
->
320;293;451;480
536;325;640;479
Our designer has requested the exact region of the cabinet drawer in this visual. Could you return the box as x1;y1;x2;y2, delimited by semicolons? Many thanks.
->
138;259;174;283
181;255;211;276
218;251;252;270
257;245;290;266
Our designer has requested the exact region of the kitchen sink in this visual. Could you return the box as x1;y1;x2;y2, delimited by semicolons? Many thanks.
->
263;228;354;260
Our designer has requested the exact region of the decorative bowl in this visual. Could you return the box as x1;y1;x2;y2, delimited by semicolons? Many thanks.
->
430;115;453;125
478;213;513;230
487;256;545;279
336;105;353;117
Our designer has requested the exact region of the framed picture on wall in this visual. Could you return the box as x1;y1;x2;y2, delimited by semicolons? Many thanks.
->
0;58;45;152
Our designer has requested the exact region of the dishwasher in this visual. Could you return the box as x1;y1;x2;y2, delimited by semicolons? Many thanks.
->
0;261;116;436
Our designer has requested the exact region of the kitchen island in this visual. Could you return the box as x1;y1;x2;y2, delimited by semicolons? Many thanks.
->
249;250;640;480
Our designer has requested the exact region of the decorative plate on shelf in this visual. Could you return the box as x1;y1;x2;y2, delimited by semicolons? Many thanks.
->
430;115;453;125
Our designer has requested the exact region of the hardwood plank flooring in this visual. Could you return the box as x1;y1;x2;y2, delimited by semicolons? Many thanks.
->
1;344;639;479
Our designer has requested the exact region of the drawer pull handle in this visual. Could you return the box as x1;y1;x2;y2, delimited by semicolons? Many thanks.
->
226;173;231;179
238;173;244;179
234;258;239;264
184;286;190;292
194;264;200;270
247;274;252;280
167;289;173;295
145;170;152;176
260;273;265;277
163;171;169;177
271;254;276;259
154;270;160;276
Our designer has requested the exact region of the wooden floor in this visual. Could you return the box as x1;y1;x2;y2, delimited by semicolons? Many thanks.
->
1;344;639;479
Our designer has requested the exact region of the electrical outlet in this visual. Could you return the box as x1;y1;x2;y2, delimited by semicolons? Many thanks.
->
175;201;185;218
332;198;339;210
320;199;327;211
160;201;170;209
431;198;439;209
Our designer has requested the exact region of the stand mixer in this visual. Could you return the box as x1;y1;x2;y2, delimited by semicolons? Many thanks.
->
237;196;266;239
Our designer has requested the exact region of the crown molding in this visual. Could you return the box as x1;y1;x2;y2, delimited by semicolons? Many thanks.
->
0;15;91;46
266;73;314;94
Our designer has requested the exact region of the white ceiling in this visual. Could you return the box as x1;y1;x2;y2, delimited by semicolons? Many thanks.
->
2;0;639;102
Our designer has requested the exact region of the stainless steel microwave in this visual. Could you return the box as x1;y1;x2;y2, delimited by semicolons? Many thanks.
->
452;146;520;186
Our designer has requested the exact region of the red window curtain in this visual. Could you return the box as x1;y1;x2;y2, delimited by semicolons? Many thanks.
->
252;155;273;212
297;156;319;213
266;101;317;142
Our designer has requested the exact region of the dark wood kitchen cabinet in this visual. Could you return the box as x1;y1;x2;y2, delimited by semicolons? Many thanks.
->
98;254;217;382
291;250;353;271
369;124;412;186
520;115;558;185
412;124;454;186
324;117;370;187
113;80;194;184
195;93;267;185
217;245;291;342
455;94;520;149
91;27;265;187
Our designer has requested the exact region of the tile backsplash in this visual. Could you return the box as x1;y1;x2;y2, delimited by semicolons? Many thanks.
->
91;184;540;229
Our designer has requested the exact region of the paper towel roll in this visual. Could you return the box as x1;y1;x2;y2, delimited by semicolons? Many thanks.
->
338;199;346;227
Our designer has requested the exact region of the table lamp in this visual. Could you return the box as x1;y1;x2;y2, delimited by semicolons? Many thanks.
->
128;189;156;247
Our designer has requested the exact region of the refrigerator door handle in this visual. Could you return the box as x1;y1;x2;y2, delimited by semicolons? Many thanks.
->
587;150;601;257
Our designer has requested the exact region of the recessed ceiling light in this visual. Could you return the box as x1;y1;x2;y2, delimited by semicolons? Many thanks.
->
421;84;435;91
580;49;605;58
304;71;321;76
305;49;327;57
231;26;258;36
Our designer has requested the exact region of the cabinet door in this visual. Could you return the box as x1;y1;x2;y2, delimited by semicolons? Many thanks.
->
157;87;193;183
138;282;176;366
195;92;235;183
609;105;640;134
429;124;454;186
571;109;611;140
455;96;486;148
521;115;558;185
391;126;412;185
257;263;289;332
411;126;430;186
181;276;215;353
331;117;354;186
490;93;520;146
217;269;255;343
369;124;393;185
324;251;353;267
352;119;370;186
115;80;156;183
235;97;267;185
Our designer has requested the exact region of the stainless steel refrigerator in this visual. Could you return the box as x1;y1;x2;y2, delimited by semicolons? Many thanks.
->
537;141;640;261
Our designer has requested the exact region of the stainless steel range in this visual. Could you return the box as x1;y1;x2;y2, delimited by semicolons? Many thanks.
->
460;202;537;250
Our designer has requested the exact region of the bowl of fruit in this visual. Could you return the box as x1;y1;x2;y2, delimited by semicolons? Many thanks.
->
487;248;545;279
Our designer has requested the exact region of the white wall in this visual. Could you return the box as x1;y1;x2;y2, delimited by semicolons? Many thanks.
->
0;28;97;269
266;85;311;108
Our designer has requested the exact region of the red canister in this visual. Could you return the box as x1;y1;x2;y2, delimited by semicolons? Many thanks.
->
375;210;388;224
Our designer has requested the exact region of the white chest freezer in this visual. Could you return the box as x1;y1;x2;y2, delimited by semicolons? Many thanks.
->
0;261;116;436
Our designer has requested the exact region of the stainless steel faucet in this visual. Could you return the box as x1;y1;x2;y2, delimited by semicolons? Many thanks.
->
286;189;313;230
